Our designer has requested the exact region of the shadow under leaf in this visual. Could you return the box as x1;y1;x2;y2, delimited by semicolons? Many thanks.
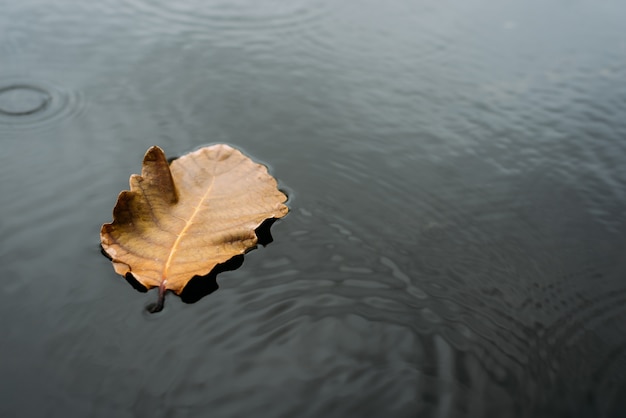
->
100;216;282;312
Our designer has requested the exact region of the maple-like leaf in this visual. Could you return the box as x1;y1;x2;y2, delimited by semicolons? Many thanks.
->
100;144;288;310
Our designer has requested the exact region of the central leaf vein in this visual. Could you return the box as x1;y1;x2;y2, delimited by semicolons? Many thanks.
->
161;152;220;280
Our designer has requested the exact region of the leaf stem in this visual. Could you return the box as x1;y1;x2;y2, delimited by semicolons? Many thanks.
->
147;280;167;313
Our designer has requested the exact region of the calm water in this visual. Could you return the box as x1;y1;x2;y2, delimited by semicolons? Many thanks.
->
1;1;626;417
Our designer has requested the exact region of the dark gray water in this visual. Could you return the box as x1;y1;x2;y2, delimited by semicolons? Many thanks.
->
2;1;626;417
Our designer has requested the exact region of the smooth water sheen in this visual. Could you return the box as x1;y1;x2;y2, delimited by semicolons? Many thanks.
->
1;1;626;417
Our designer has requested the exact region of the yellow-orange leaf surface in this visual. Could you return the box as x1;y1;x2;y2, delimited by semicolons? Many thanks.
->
100;144;288;294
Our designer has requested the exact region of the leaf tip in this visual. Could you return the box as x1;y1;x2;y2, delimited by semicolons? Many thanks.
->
144;145;166;161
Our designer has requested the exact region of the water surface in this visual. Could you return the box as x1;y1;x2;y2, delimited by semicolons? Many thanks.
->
1;1;626;417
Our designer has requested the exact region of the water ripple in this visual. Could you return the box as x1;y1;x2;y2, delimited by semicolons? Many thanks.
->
0;78;85;132
114;0;331;39
0;84;50;116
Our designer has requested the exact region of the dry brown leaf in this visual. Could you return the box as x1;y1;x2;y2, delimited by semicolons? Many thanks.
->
100;144;288;308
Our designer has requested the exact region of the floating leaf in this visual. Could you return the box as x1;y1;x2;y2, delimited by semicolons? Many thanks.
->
100;144;288;310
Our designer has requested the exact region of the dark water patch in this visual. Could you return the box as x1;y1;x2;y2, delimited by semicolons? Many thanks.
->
0;78;84;131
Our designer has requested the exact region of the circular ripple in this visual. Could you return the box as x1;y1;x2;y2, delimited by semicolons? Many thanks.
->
0;85;51;116
116;0;330;37
0;79;84;131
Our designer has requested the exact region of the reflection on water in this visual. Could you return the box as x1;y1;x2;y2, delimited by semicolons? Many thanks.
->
1;0;626;417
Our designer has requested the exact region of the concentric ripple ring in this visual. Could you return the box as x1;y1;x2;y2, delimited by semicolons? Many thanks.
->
0;79;84;131
0;84;52;116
